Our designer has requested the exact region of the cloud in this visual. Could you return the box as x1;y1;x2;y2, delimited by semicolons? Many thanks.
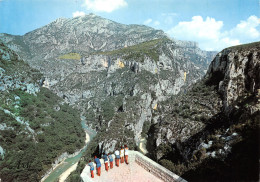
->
167;15;260;51
229;15;260;42
83;0;127;13
143;19;160;27
73;11;86;18
144;18;152;25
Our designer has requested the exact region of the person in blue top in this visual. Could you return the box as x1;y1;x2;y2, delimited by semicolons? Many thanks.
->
88;160;94;178
108;153;113;169
102;152;109;171
94;156;101;176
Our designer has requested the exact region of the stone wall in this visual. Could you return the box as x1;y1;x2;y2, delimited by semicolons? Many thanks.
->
80;150;187;182
134;151;186;182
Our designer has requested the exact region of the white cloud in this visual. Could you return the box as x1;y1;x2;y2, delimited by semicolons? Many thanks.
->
168;16;223;41
83;0;127;13
144;19;160;27
167;15;259;51
144;18;152;25
72;11;86;18
229;15;260;42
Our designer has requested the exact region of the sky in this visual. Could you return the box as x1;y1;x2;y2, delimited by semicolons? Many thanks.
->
0;0;259;51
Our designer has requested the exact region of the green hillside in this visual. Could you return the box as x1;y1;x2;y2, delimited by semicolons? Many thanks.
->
0;42;85;181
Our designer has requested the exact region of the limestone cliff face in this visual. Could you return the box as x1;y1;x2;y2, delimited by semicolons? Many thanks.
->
0;41;41;93
146;42;260;181
41;38;215;152
206;42;260;113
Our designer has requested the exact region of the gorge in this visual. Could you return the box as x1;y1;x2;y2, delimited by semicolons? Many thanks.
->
0;14;259;182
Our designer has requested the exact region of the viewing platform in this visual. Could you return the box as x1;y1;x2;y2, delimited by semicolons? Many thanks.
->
80;150;187;182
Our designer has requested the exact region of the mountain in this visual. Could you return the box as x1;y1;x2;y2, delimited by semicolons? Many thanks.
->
0;41;85;181
0;14;217;150
0;14;221;181
1;13;258;182
145;41;260;181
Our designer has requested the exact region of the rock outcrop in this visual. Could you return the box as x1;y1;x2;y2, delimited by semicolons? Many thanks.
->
146;41;260;181
206;42;260;113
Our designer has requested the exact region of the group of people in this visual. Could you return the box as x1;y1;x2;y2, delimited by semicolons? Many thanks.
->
88;145;129;178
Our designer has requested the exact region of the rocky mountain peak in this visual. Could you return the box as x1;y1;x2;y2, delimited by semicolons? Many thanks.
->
14;14;165;60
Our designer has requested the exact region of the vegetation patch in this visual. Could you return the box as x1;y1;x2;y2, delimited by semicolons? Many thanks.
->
59;53;81;60
97;38;171;62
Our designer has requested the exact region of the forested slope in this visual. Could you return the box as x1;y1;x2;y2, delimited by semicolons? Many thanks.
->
0;42;85;181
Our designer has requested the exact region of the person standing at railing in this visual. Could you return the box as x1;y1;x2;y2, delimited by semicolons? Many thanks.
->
88;160;95;178
120;146;124;163
94;156;101;176
124;145;129;164
102;152;109;171
108;153;114;169
115;149;120;167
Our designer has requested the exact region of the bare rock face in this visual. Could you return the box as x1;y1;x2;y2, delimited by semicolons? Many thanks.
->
0;41;40;93
206;42;260;113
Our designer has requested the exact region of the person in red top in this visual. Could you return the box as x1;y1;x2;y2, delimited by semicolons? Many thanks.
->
124;145;129;164
120;146;124;163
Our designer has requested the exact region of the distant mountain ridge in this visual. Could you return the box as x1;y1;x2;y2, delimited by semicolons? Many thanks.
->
1;14;167;60
0;14;216;61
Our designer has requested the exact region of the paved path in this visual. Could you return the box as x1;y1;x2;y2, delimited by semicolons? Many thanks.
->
92;161;163;182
